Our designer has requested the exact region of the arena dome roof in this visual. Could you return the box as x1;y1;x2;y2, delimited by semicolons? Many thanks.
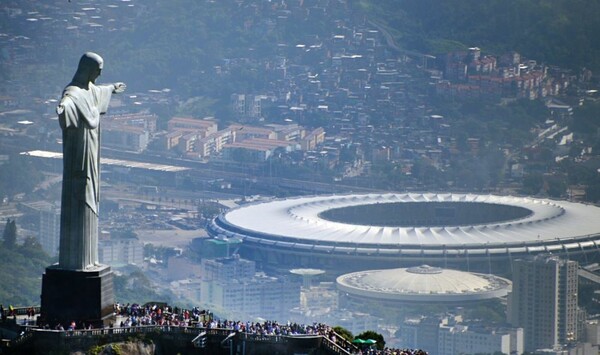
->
208;193;600;263
336;265;512;302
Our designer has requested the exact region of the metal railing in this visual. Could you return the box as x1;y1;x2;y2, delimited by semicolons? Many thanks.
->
33;324;208;338
3;307;357;355
19;325;353;354
1;306;40;318
321;336;352;355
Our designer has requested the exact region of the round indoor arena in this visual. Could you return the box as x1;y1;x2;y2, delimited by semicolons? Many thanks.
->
336;265;512;306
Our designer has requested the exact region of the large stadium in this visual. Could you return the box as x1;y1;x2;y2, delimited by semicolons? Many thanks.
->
207;193;600;274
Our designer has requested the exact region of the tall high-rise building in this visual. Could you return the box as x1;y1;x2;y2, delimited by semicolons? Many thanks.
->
98;231;144;267
400;315;523;355
39;204;60;257
508;255;578;351
200;256;300;321
22;201;61;257
21;201;60;257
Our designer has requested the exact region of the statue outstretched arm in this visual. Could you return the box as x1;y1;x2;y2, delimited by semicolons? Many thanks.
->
112;82;126;94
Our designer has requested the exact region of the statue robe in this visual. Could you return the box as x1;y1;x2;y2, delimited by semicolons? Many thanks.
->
57;82;113;270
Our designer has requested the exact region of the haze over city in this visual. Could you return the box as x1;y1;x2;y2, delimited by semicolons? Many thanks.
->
1;1;600;354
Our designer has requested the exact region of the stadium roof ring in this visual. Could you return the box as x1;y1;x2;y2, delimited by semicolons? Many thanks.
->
208;193;600;271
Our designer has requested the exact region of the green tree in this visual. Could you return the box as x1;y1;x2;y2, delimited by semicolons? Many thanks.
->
143;243;178;263
359;0;600;71
463;300;506;324
2;219;17;249
198;201;222;219
573;100;600;134
0;233;52;306
579;283;600;314
521;173;544;195
355;330;385;350
546;176;567;198
332;326;354;343
561;160;596;185
585;183;600;203
176;96;219;118
111;228;138;240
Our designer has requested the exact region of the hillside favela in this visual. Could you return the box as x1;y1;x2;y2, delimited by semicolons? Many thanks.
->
2;0;600;354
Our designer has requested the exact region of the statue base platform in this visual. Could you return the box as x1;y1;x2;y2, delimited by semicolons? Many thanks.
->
40;264;115;328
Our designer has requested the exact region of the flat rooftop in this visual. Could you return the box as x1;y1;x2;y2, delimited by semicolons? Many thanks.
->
21;150;189;173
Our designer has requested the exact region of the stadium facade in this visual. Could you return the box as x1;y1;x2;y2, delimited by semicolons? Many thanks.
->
207;193;600;274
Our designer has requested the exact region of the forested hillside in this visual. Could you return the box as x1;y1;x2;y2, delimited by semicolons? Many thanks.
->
357;0;600;71
6;0;597;109
0;235;51;306
0;220;168;307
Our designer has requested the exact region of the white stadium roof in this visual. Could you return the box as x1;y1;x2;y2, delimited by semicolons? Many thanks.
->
210;193;600;258
336;265;511;302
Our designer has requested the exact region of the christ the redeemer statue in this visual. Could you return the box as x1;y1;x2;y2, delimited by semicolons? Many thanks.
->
57;52;126;270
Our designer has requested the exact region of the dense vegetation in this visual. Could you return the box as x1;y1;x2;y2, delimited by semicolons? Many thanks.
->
0;221;52;306
8;0;599;121
4;0;599;115
356;0;600;71
0;219;171;307
83;0;339;113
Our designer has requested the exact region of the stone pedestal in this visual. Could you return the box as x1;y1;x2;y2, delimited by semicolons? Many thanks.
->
40;264;114;328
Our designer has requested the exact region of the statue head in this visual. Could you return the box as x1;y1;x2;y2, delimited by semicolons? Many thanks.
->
71;52;104;88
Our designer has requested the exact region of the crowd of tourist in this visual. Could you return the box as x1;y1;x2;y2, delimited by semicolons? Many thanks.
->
114;302;210;327
115;303;334;336
353;348;428;355
5;303;427;354
113;303;427;354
